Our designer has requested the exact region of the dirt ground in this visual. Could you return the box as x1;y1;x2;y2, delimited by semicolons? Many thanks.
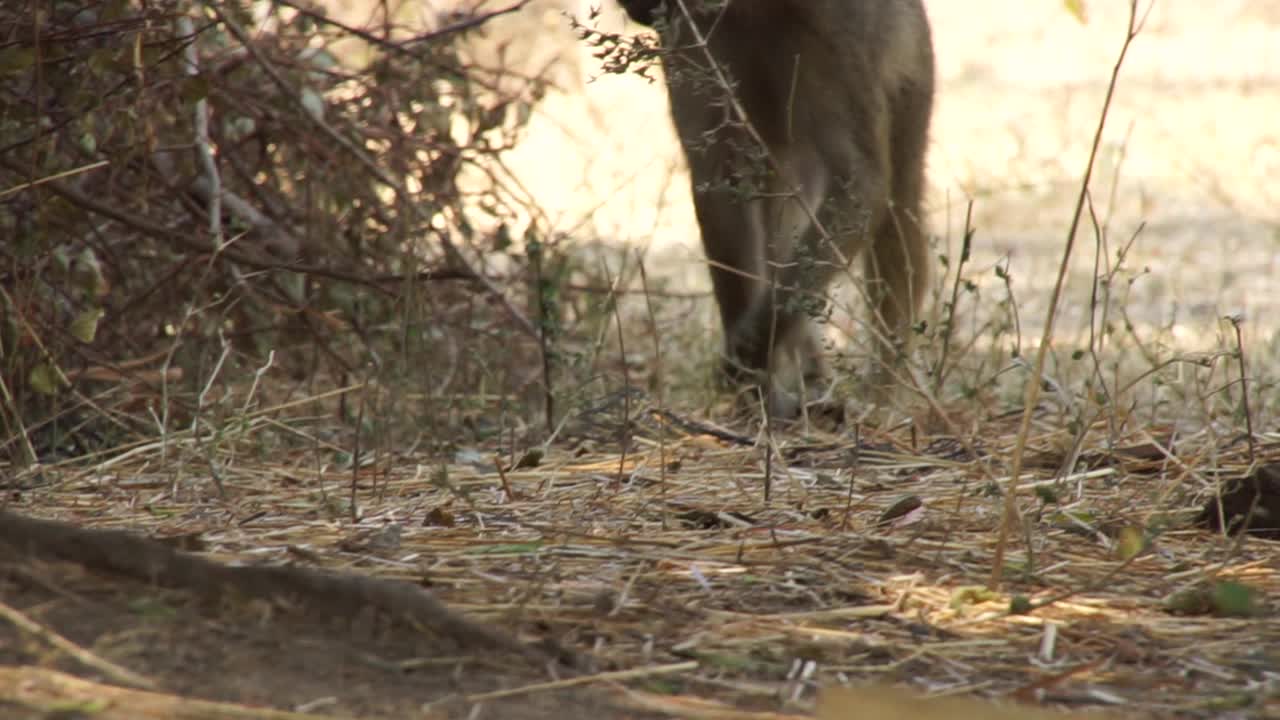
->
0;548;654;719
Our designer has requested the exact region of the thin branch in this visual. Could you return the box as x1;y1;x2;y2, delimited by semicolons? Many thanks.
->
205;3;539;340
990;0;1150;590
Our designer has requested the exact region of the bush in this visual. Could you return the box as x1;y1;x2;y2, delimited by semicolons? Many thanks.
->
0;0;554;464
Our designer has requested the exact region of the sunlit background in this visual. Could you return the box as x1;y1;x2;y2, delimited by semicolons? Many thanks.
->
446;0;1279;350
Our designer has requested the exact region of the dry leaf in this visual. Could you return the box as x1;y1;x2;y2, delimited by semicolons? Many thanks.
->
817;685;1101;720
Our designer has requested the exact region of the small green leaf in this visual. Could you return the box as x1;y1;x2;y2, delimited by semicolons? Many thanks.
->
878;494;924;526
102;0;129;22
950;585;999;610
642;678;680;695
75;246;107;296
1009;595;1033;614
696;652;759;671
129;597;178;618
1203;691;1260;711
514;447;544;469
179;76;210;105
0;47;36;73
69;307;104;343
30;363;63;395
1211;581;1259;618
52;245;72;272
47;698;109;714
1063;0;1088;24
467;542;543;555
225;115;256;142
1052;509;1096;526
1033;486;1060;505
299;87;325;121
1115;525;1146;561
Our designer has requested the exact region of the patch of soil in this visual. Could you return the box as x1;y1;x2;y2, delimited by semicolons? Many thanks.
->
0;524;657;719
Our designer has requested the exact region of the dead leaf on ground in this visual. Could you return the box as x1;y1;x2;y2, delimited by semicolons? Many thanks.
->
817;685;1106;720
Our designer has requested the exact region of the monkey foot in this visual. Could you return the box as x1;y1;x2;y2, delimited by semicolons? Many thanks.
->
767;384;846;423
724;375;842;423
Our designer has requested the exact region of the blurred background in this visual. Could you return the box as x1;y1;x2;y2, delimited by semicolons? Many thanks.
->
492;0;1280;340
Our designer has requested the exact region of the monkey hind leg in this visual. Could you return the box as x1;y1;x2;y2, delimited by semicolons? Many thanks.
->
712;260;765;391
865;36;936;394
688;180;769;390
865;71;933;400
726;136;889;417
745;321;829;418
797;321;828;384
864;211;929;399
728;147;836;373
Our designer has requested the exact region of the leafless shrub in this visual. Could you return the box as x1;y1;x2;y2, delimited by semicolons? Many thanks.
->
0;0;559;463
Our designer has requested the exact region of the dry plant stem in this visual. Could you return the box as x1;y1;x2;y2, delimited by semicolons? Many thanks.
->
1060;213;1146;478
602;260;633;485
532;242;555;431
0;159;107;199
0;156;471;293
187;176;301;258
493;454;519;501
350;384;367;523
53;383;363;473
1227;315;1256;465
0;600;156;690
637;256;669;529
191;336;231;498
990;0;1147;590
840;424;861;532
1084;199;1130;399
464;660;697;703
204;3;539;341
0;280;80;399
0;359;37;466
763;280;779;502
407;0;534;45
1022;550;1144;615
997;256;1023;360
273;0;532;59
176;15;220;244
933;201;975;396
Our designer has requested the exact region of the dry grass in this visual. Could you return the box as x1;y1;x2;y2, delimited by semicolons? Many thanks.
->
13;396;1279;716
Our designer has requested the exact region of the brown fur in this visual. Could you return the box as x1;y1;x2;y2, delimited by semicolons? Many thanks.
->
618;0;935;415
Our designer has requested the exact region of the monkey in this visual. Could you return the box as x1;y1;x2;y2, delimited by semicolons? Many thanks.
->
615;0;934;416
